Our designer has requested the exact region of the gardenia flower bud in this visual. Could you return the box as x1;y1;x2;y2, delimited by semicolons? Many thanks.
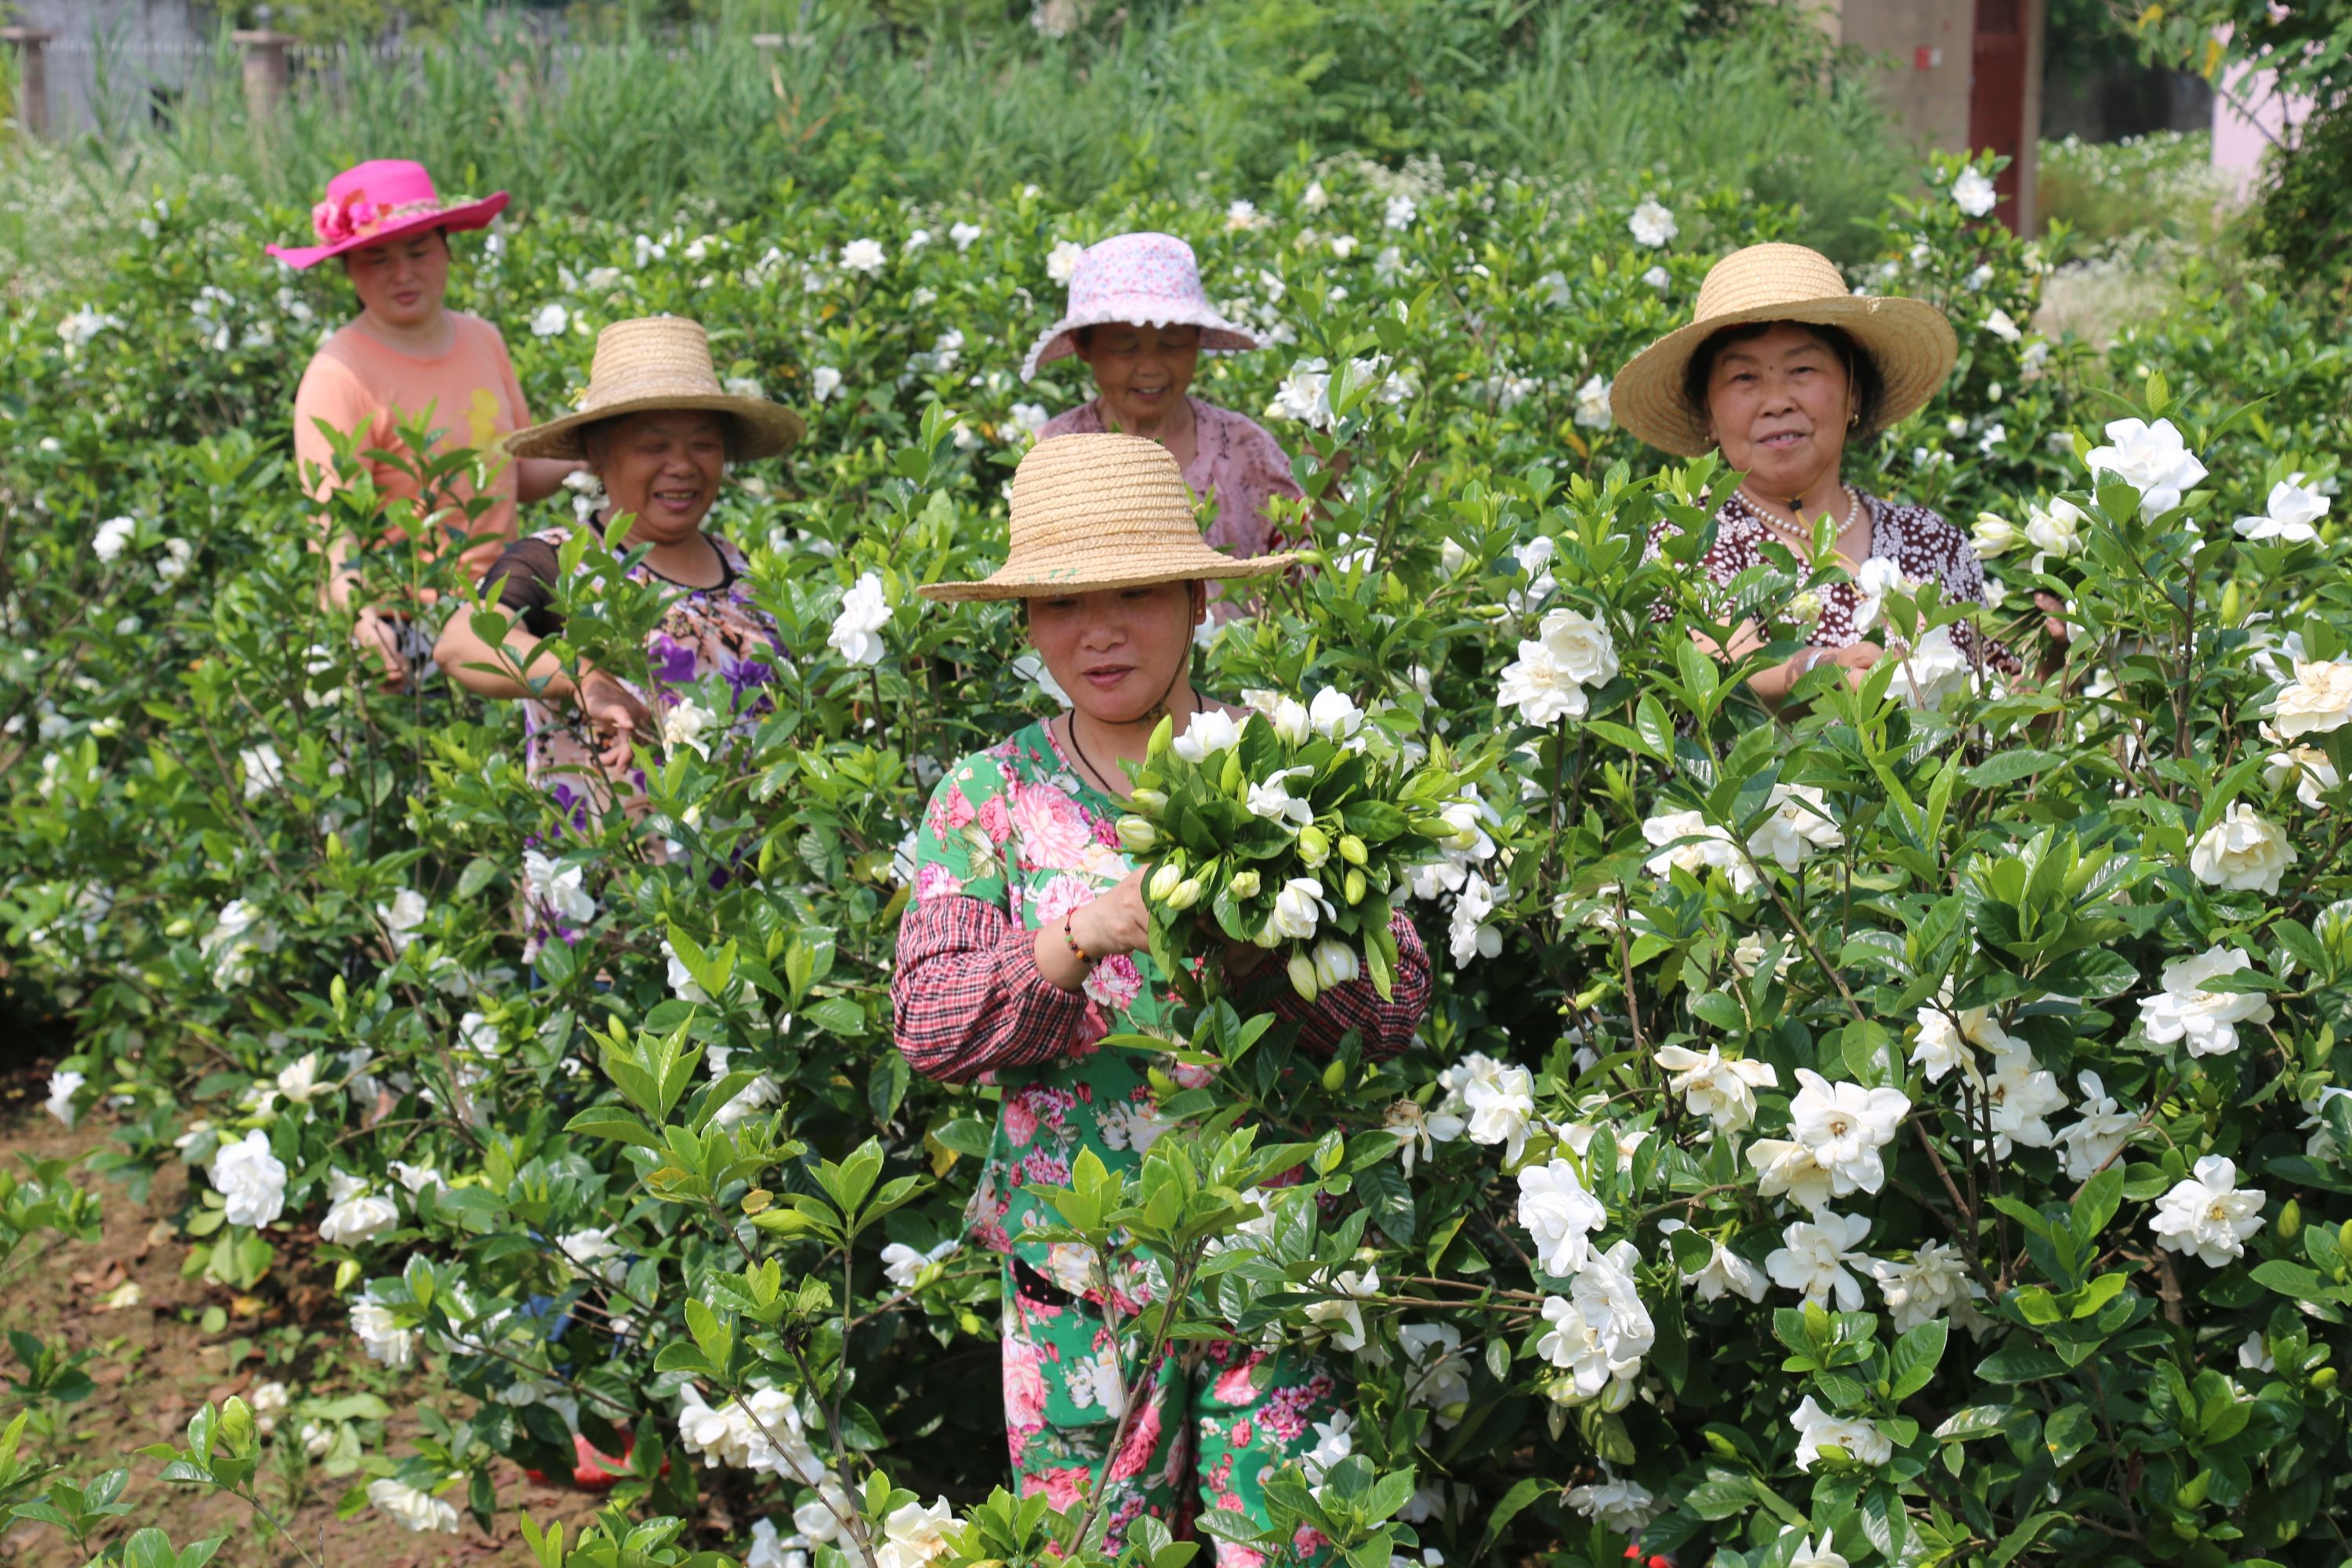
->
1130;787;1169;812
1338;833;1369;866
1311;939;1361;991
1227;869;1261;899
1344;869;1367;904
1116;815;1157;852
1164;877;1204;912
1272;877;1329;940
1298;826;1333;869
1287;951;1320;1000
1149;862;1185;902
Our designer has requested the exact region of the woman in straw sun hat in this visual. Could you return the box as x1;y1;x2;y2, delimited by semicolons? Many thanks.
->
892;433;1430;1549
272;158;576;687
434;318;802;934
1029;233;1305;602
1613;241;2060;709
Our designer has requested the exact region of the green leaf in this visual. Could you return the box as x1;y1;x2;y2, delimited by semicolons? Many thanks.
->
1888;1319;1947;1400
1478;1476;1548;1547
1963;750;2068;787
803;996;867;1036
563;1108;666;1150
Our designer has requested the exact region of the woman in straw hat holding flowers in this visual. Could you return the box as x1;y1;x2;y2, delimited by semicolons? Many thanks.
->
1612;241;2061;708
271;159;577;686
434;318;801;920
891;433;1429;1553
1029;234;1305;599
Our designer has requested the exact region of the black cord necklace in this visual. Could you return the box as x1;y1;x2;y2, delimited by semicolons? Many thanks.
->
1065;665;1202;800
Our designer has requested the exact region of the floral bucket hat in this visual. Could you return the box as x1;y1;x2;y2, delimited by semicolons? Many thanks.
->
1020;231;1262;382
265;159;510;270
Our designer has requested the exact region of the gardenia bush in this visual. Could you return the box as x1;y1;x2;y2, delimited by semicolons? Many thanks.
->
5;149;2352;1566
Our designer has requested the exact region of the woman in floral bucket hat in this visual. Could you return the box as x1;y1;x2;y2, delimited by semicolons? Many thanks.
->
892;433;1430;1559
1029;233;1305;598
272;159;575;686
1612;242;2062;710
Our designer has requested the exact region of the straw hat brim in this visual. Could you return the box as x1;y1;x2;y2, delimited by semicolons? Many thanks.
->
264;193;510;271
1610;294;1958;457
503;394;807;462
1022;310;1262;382
920;549;1295;603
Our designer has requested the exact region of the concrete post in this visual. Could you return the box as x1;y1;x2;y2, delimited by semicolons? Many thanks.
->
0;27;55;136
231;29;299;122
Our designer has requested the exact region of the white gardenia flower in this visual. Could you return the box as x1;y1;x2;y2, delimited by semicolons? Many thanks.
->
1627;199;1677;247
156;537;194;583
810;365;843;404
531;303;569;337
827;572;891;666
2139;946;2274;1058
1951;167;1998;217
1171;708;1244;762
1791;1394;1893;1469
1045;239;1087;284
1788;1069;1908;1199
1310;939;1361;992
44;1069;85;1127
1517;1160;1607;1276
1573;373;1613;430
1748;783;1843;872
376;887;428;953
210;1129;287;1229
877;1497;956;1568
1641;809;1759;895
1300;1410;1356;1483
676;1386;824;1481
1537;1241;1653;1406
1893;624;1974;710
1983;307;2022;344
1397;1323;1471;1420
2264;659;2352;739
742;1519;802;1568
1788;1536;1851;1568
320;1181;399;1244
880;1238;958;1290
2024;495;2088;558
2190;803;2296;894
2149;1155;2267;1267
1498;607;1618;727
2267;740;2342;808
1653;1044;1777;1136
59;303;121;346
1563;1470;1657;1534
1980;1041;2067;1158
1307;685;1365;741
1748;1136;1835;1212
1911;983;2022;1083
2055;1071;2140;1181
522;850;597;925
1446;873;1503;969
350;1292;414;1367
1383;194;1417;230
2085;416;2208;517
839;238;887;276
1672;1227;1769;1304
1271;877;1330;941
1457;1053;1534;1159
2241;1330;2277;1374
240;742;285;803
1971;511;2024;557
949;220;983;251
94;515;137;563
1867;1239;1982;1332
368;1478;459;1534
2301;1083;2352;1160
1766;1210;1877;1310
2234;475;2330;544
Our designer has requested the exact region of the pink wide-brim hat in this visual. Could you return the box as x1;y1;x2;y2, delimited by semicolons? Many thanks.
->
265;159;509;270
1021;231;1261;382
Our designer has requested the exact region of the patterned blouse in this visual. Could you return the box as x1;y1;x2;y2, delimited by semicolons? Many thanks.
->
891;719;1431;1302
1037;397;1305;601
1647;490;2019;673
487;526;782;840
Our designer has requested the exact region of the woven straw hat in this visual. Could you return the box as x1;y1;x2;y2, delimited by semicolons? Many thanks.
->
1610;243;1957;457
504;317;805;461
920;434;1294;602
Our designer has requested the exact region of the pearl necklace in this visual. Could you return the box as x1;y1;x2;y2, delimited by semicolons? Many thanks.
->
1745;483;1861;558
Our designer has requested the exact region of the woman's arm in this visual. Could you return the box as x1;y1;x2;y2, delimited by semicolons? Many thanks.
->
892;897;1095;1083
1694;615;1884;713
1256;912;1435;1060
515;458;582;506
434;601;572;701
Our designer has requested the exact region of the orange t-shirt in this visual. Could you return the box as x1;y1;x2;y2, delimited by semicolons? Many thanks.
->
291;312;535;581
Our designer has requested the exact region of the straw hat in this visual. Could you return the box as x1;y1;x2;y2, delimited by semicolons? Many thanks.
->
920;434;1294;602
1022;232;1261;382
266;159;508;270
1610;243;1957;457
504;318;805;461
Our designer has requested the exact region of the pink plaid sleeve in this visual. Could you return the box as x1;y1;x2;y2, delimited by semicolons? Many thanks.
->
1269;912;1433;1059
891;895;1094;1083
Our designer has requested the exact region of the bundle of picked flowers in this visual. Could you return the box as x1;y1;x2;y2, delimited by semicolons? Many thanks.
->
1118;688;1469;1004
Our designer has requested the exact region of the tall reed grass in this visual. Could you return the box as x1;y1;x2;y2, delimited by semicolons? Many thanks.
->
2;0;1918;295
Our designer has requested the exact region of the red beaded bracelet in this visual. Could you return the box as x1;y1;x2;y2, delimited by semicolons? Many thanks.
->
1062;912;1094;967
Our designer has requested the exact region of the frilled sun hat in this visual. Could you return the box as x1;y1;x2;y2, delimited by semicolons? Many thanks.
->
1021;232;1262;383
920;434;1294;602
503;317;805;462
1610;242;1958;457
265;159;509;270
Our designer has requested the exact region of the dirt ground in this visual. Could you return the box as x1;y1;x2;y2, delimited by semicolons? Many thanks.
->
0;1055;610;1567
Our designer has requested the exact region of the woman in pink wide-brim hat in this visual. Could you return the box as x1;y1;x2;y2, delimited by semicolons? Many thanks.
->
270;158;575;687
1026;233;1303;613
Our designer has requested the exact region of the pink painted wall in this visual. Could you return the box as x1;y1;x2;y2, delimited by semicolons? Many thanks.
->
2212;27;2314;190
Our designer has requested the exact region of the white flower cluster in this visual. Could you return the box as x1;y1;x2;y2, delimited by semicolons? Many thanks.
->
677;1385;826;1482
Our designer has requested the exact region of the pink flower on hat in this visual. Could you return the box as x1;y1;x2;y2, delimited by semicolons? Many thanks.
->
1021;230;1264;381
268;159;509;271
